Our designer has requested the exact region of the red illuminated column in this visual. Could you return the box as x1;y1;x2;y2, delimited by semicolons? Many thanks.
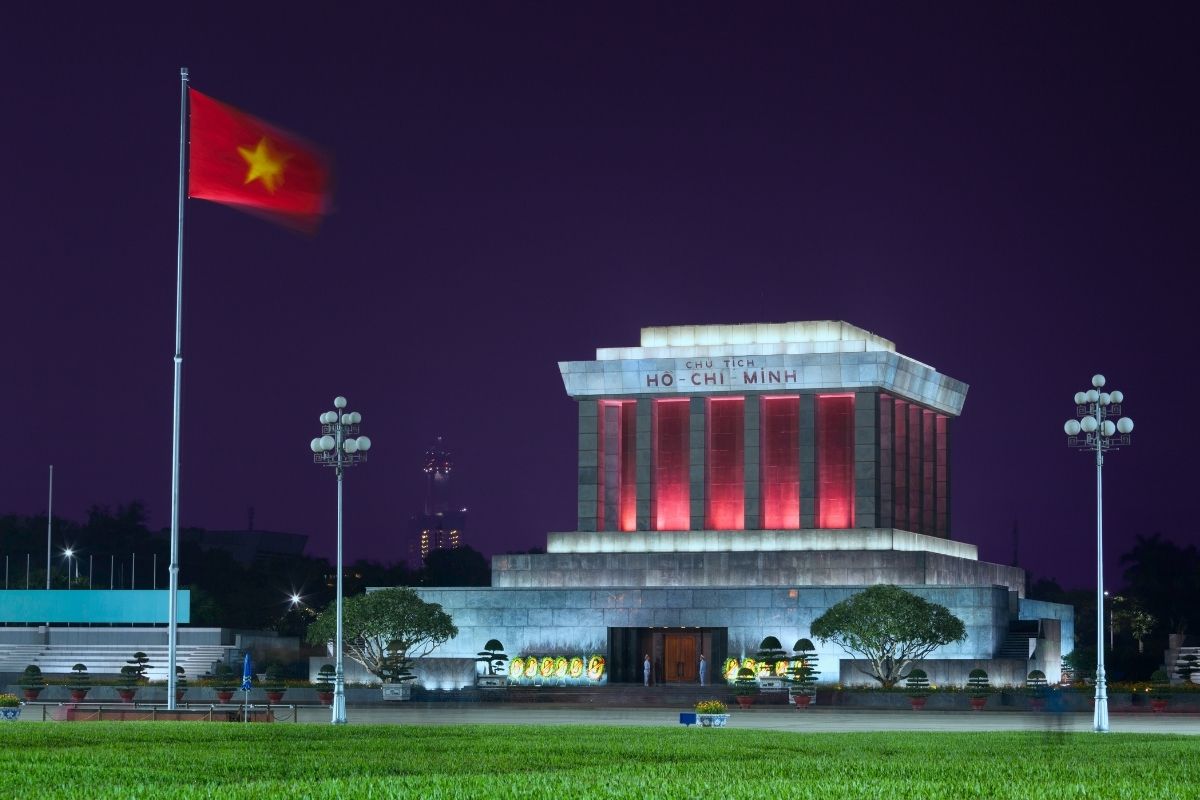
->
893;399;908;531
922;409;936;534
816;395;855;528
705;397;744;530
908;404;921;532
652;399;690;530
760;396;800;529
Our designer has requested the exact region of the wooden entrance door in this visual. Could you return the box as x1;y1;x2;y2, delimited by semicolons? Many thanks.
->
664;633;699;683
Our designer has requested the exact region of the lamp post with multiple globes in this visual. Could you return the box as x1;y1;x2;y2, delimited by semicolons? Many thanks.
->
310;396;372;725
1063;374;1133;733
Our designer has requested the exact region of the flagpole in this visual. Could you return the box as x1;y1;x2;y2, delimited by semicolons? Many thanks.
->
167;66;189;711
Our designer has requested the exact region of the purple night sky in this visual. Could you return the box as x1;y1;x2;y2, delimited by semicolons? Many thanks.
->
3;5;1197;589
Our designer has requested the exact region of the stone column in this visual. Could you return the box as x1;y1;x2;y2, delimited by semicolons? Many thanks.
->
577;400;598;532
799;394;816;529
636;399;652;531
689;397;706;530
743;396;761;530
878;394;894;529
602;403;622;532
854;391;879;529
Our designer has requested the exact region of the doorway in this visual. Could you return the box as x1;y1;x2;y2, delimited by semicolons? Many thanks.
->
664;632;700;683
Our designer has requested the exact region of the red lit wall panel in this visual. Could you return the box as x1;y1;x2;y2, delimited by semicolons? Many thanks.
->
760;396;800;529
705;397;745;530
893;399;908;530
816;395;855;528
653;399;690;530
922;409;936;534
908;404;921;532
620;401;637;531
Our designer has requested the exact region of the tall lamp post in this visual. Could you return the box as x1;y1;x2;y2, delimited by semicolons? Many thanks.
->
1064;374;1133;733
310;396;372;725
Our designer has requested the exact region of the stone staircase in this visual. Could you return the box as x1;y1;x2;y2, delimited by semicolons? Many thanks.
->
995;620;1040;660
1;644;235;680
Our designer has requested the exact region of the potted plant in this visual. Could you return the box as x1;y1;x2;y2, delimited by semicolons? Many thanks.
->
755;636;788;690
175;666;188;703
263;664;286;704
1150;669;1171;713
68;664;90;703
117;666;140;703
967;668;990;711
1026;669;1048;711
694;699;729;727
380;640;414;700
734;666;758;709
18;665;46;702
788;639;819;709
314;664;335;705
1176;653;1199;686
476;639;510;688
905;668;931;710
213;663;237;703
0;693;21;721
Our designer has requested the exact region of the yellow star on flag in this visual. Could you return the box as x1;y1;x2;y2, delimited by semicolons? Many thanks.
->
237;137;290;193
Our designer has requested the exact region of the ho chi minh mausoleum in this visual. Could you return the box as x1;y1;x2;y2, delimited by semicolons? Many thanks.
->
405;321;1073;689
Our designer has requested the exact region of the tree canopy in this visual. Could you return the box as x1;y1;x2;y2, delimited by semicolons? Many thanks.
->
306;587;457;681
810;585;966;688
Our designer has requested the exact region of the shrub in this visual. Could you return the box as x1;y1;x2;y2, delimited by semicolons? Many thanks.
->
755;636;787;677
967;669;991;697
212;663;237;692
789;639;820;694
1150;669;1171;698
695;699;727;715
314;664;335;690
19;665;46;689
69;664;90;691
264;664;286;690
126;652;151;684
476;639;509;676
905;669;930;698
0;693;19;708
1026;670;1048;696
734;667;758;697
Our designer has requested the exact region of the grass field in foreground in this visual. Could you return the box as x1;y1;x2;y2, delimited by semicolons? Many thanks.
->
1;724;1196;799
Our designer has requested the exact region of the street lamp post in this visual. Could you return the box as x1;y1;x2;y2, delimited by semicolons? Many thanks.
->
63;548;75;590
310;396;372;725
1064;374;1134;733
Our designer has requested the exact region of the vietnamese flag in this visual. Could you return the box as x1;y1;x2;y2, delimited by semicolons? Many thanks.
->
187;89;331;229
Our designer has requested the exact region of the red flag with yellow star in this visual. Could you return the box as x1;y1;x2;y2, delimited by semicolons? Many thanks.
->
187;89;330;228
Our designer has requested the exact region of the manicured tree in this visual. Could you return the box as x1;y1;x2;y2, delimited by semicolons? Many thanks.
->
175;666;188;701
734;666;759;707
19;665;46;701
1175;653;1199;685
314;664;336;704
967;668;991;710
126;651;151;684
307;588;457;682
810;585;966;688
788;639;820;696
68;664;90;701
476;639;509;676
905;668;931;709
755;636;788;679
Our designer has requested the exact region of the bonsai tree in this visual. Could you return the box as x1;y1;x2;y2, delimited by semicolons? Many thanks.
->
734;666;759;708
212;663;237;702
175;666;188;702
379;640;414;685
263;664;286;703
1026;669;1048;708
18;665;46;701
787;639;819;706
476;639;509;676
306;587;457;682
905;668;931;709
810;585;966;688
125;651;151;684
967;668;991;710
68;663;90;701
314;664;335;704
1176;653;1199;685
117;666;140;702
1150;668;1171;711
755;636;788;679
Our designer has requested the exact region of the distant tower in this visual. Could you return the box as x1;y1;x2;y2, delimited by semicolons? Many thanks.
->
411;437;467;562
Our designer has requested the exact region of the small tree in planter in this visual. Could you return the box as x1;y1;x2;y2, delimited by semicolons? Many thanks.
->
734;666;759;709
379;640;415;700
1176;653;1199;686
967;668;991;710
755;636;788;688
126;651;151;683
68;664;90;702
1026;670;1049;710
788;639;819;709
314;664;335;705
1150;669;1171;712
905;669;931;710
18;665;46;701
476;639;509;687
117;666;141;703
175;666;188;703
263;664;286;704
212;664;237;703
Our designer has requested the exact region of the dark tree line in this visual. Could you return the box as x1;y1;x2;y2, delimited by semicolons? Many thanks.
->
0;505;492;633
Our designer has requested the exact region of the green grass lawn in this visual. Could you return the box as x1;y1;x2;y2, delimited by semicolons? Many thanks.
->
0;723;1195;799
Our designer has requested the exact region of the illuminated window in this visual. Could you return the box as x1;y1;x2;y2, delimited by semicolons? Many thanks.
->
706;397;744;530
816;394;854;528
652;399;690;530
760;396;800;529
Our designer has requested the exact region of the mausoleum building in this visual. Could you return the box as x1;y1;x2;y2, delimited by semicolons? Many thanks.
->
408;322;1072;689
